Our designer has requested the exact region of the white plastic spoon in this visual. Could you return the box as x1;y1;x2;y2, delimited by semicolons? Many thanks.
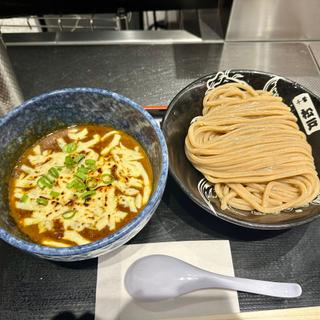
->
124;254;302;301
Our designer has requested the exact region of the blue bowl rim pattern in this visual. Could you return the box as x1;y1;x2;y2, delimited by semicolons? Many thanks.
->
163;69;320;230
0;87;169;256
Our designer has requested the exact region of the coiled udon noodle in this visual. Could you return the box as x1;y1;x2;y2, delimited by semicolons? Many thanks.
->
185;82;320;214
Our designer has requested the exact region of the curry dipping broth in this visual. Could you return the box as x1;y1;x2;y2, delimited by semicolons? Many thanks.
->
9;125;153;247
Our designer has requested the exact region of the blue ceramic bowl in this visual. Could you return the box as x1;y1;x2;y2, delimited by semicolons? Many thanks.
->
0;88;168;261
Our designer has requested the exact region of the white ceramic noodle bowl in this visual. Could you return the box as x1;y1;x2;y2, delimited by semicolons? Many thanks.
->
124;255;302;301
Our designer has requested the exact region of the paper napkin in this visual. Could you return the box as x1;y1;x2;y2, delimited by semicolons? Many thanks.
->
95;240;239;320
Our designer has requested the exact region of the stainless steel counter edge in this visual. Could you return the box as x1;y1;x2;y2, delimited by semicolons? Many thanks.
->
3;30;224;46
4;31;320;48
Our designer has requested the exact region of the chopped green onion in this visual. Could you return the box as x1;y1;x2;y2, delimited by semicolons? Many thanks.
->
74;154;85;163
48;167;59;178
78;166;89;174
50;191;60;198
85;159;96;170
86;178;98;190
63;142;77;153
62;209;76;219
36;197;48;206
36;178;45;189
46;175;55;183
85;159;96;166
74;182;86;192
67;178;86;192
37;175;53;189
101;174;114;185
75;171;87;181
81;190;96;199
21;194;28;202
75;172;87;181
66;180;75;189
64;155;75;168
